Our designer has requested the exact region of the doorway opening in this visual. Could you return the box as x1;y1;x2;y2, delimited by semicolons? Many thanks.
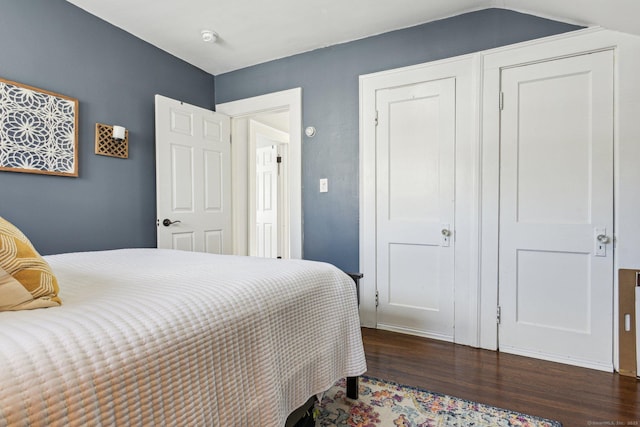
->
216;88;302;259
249;114;289;258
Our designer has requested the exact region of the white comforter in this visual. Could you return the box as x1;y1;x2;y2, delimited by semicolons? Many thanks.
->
0;249;366;427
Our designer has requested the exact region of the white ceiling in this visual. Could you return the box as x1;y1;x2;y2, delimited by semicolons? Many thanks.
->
65;0;640;75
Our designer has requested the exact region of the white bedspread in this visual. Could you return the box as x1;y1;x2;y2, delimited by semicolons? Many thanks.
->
0;249;366;426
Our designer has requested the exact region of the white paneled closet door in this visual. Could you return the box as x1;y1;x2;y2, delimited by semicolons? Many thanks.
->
375;77;456;340
498;50;614;371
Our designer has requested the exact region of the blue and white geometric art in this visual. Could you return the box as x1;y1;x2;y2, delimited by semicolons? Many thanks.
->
0;78;78;177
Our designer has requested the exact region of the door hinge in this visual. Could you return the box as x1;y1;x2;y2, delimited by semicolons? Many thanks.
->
499;92;504;111
496;306;502;324
277;155;282;176
374;110;379;126
375;290;379;308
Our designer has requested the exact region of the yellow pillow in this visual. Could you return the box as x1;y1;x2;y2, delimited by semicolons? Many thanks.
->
0;217;61;311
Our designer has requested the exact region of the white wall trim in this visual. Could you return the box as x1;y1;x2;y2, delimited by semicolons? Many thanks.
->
216;88;303;259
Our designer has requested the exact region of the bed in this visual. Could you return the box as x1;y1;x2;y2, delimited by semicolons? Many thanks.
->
0;248;366;426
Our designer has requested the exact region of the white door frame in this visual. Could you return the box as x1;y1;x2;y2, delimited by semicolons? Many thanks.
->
497;50;615;371
359;55;480;346
216;88;302;258
481;28;640;371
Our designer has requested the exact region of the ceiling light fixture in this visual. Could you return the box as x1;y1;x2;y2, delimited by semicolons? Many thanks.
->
201;30;218;43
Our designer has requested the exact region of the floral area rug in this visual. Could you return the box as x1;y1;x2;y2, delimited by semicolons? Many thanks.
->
314;376;562;427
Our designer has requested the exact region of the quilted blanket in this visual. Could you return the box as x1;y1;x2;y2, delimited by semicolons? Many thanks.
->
0;249;366;426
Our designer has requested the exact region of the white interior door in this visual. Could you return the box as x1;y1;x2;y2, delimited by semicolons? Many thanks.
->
376;77;456;340
248;119;289;258
255;144;279;258
155;95;232;254
498;50;614;370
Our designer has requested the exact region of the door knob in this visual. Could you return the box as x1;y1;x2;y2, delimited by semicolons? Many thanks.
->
596;234;610;244
162;219;181;227
441;229;451;237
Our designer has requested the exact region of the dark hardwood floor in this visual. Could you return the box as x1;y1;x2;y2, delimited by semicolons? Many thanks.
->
361;327;640;427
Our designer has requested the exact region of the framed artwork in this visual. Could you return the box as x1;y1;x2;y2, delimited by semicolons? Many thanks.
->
0;77;79;177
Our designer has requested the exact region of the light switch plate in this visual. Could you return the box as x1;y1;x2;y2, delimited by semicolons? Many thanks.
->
319;178;328;193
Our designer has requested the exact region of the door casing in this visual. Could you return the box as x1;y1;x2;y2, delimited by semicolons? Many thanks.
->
481;28;640;372
360;55;480;346
216;88;302;258
497;50;614;371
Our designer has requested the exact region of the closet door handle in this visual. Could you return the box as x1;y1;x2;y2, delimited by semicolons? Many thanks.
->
594;228;609;257
162;219;181;227
441;224;452;247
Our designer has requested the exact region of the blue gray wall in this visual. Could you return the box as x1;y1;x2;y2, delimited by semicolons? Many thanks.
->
215;9;580;272
0;0;214;255
0;3;580;266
